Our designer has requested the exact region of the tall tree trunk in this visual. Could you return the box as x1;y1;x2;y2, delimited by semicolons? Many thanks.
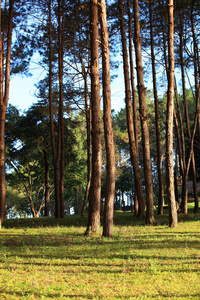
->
149;0;164;215
190;2;199;111
160;0;168;78
133;0;155;225
174;80;188;213
86;0;102;234
127;0;139;216
75;184;83;214
174;109;184;174
166;0;177;228
48;0;60;218
44;149;50;217
174;147;179;203
186;8;199;213
118;0;145;217
58;0;65;218
99;0;116;238
0;0;14;224
81;73;92;217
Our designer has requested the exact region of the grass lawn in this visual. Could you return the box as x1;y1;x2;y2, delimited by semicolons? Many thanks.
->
0;210;200;299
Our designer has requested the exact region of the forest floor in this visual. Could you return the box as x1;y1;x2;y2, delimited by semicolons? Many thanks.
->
0;206;200;299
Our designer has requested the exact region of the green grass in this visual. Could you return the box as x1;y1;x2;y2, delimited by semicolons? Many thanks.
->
1;212;200;299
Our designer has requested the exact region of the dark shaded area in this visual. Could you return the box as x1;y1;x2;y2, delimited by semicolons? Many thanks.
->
2;210;200;228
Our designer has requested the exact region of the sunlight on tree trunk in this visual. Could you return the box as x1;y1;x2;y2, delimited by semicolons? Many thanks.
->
166;0;177;228
118;0;145;217
0;0;14;224
149;0;164;215
99;0;116;238
133;0;155;225
86;0;101;235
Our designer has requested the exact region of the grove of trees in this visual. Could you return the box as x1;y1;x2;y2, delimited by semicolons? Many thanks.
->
1;0;200;235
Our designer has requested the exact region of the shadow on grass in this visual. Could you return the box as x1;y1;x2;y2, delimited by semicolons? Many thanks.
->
1;229;200;249
0;291;63;299
2;210;200;229
2;215;88;229
1;254;200;275
0;291;104;299
1;290;200;299
2;232;199;275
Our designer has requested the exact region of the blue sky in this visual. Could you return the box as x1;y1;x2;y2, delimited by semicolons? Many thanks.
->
9;57;190;115
9;76;38;112
9;63;126;113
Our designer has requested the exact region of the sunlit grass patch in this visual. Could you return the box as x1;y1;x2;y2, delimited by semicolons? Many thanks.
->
0;214;200;299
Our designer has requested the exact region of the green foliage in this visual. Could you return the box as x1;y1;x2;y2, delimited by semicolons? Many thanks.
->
116;165;134;195
145;90;166;159
113;108;129;152
64;113;87;212
1;212;200;299
112;91;167;202
5;101;88;216
6;186;28;218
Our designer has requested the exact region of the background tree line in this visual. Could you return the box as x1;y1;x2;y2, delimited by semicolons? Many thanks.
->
0;0;200;235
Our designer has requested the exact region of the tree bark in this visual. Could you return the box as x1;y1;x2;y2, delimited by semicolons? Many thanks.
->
181;11;198;213
166;0;177;228
0;0;14;224
174;80;187;213
174;107;184;175
44;149;50;216
149;0;164;215
58;0;65;218
81;73;92;217
127;0;139;216
86;0;102;234
132;0;155;225
118;0;145;217
48;0;60;218
99;0;116;238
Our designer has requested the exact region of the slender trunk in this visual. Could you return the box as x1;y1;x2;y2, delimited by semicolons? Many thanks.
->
119;191;122;210
191;3;200;153
190;3;199;109
181;11;198;213
0;109;6;223
58;0;65;218
48;0;60;218
166;0;177;228
133;0;155;225
160;0;168;78
0;1;3;227
81;73;92;217
161;0;178;224
174;80;188;213
44;149;50;216
86;0;102;234
99;0;116;238
178;24;192;213
174;148;179;203
149;0;164;215
127;0;139;216
173;107;184;188
0;0;14;223
118;0;145;217
184;89;200;212
76;184;83;214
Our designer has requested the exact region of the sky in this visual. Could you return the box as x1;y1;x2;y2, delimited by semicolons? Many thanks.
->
9;63;126;114
9;76;38;112
8;57;190;114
